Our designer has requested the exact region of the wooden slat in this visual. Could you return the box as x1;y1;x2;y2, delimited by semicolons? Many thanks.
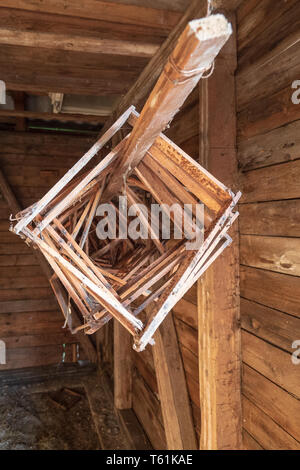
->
152;311;197;450
240;266;300;318
239;200;300;237
132;370;167;450
0;28;159;58
238;86;300;141
0;343;75;371
241;298;300;353
240;160;300;203
240;235;300;277
243;364;300;443
0;1;181;30
238;120;300;171
237;41;300;110
242;396;300;450
242;331;300;399
0;109;107;124
237;0;300;71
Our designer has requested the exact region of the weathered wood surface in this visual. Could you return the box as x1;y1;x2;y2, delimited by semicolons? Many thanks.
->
152;311;197;450
238;121;300;171
0;1;182;30
243;364;300;444
239;200;300;237
0;109;108;124
240;266;300;319
242;396;300;450
240;235;300;277
114;319;132;409
241;298;300;353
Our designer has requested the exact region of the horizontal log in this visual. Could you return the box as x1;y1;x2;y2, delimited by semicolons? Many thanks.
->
240;235;300;276
237;0;300;71
240;160;300;203
3;65;138;95
242;396;300;450
0;310;65;336
0;298;58;314
0;254;39;267
0;109;108;124
0;343;75;371
3;332;75;349
237;41;300;110
0;275;48;290
241;298;300;352
0;287;53;302
238;86;300;140
0;28;159;58
0;131;93;156
240;266;300;318
243;364;300;443
0;0;181;30
0;265;44;279
0;7;167;44
0;44;147;71
239;200;300;237
238;120;300;171
242;330;300;398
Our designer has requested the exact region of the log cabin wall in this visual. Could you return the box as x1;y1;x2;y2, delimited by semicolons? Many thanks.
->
0;131;94;370
237;0;300;449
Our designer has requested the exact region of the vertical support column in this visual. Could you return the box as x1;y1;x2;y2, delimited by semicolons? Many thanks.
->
153;311;197;450
198;12;242;450
114;320;132;409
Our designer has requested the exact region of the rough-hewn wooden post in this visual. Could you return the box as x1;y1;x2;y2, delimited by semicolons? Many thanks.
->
198;12;242;450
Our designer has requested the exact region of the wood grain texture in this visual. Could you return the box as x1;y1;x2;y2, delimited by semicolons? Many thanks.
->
239;200;300;237
240;235;300;277
241;298;300;353
240;266;300;318
238;121;300;171
242;396;300;450
243;364;300;443
242;331;300;399
153;312;197;450
240;160;300;203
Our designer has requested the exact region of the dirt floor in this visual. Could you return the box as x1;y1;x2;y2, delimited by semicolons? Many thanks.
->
0;366;130;450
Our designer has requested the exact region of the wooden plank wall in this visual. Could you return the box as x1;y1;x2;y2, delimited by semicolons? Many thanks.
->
131;88;200;448
237;0;300;449
0;131;94;370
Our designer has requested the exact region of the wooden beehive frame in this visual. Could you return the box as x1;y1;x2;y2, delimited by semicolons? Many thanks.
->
11;14;240;352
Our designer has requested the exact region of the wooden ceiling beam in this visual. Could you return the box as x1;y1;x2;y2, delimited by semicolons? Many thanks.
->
0;28;159;58
0;1;181;31
0;109;107;125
